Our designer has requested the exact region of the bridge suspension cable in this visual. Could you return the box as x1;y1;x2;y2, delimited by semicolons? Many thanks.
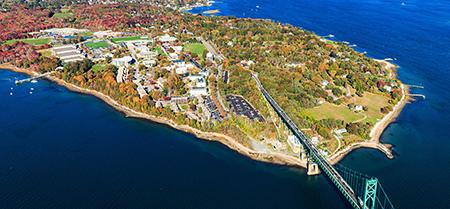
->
252;73;395;209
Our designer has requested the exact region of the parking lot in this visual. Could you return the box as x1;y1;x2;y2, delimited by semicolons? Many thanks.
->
226;95;264;122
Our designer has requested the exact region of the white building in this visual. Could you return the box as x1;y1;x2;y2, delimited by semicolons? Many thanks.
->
112;56;134;67
159;34;177;43
176;67;189;76
188;74;204;81
355;105;363;112
321;80;329;88
384;85;393;92
190;87;208;97
196;77;207;88
136;85;148;99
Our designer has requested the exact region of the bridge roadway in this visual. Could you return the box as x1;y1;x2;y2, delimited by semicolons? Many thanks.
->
252;74;362;209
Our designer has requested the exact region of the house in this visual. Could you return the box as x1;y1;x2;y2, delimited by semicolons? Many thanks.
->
384;85;392;92
190;87;208;97
355;105;363;112
240;60;255;68
321;80;329;88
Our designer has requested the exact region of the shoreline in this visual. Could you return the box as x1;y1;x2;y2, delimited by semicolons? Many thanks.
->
328;60;409;163
1;61;407;168
0;64;306;168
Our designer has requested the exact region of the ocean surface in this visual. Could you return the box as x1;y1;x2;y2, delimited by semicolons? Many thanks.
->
1;0;449;208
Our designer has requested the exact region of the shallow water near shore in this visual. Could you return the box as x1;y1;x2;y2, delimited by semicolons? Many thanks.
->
0;70;349;208
1;0;450;208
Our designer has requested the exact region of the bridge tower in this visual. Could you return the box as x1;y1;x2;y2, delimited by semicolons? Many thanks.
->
363;178;378;209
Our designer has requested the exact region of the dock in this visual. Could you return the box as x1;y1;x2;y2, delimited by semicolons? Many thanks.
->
14;67;62;85
408;93;426;99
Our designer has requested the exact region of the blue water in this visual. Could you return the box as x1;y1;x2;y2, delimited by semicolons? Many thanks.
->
191;0;450;208
1;0;450;208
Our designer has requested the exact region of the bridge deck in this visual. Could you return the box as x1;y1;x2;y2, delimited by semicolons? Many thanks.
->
253;74;361;209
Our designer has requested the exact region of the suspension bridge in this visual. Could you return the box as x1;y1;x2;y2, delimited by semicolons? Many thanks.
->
252;74;395;209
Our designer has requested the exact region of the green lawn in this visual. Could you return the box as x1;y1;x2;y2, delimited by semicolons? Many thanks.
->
301;92;390;125
351;92;390;124
52;12;73;19
85;41;109;49
38;49;53;57
184;43;206;58
301;102;364;123
155;46;165;56
79;31;93;37
111;36;147;43
91;63;107;73
4;38;50;46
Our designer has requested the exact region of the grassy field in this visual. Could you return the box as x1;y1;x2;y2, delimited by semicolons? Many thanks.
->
38;49;53;57
184;43;206;58
301;92;390;125
302;102;364;123
91;64;107;73
4;38;50;46
52;11;73;18
350;92;389;124
85;41;109;49
155;46;165;55
111;36;147;43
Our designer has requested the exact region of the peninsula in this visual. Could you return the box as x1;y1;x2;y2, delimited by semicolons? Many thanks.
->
0;0;407;168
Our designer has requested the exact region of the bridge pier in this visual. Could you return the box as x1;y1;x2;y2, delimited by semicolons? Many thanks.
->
307;160;320;176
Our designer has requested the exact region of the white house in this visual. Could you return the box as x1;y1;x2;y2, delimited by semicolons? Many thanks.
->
384;85;392;92
321;80;329;88
355;105;363;112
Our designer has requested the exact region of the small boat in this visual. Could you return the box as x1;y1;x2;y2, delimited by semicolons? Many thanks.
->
401;2;406;6
10;92;13;96
29;91;33;94
327;34;335;38
384;58;393;61
30;88;34;91
343;41;350;44
349;44;357;47
256;5;260;8
31;79;38;83
10;87;13;90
